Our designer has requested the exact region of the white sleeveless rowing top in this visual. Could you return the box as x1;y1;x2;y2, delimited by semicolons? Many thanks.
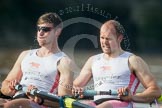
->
19;49;66;94
92;52;140;101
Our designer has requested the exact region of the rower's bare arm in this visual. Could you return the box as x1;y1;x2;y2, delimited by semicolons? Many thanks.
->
57;56;74;96
1;51;28;96
73;56;93;87
129;55;161;102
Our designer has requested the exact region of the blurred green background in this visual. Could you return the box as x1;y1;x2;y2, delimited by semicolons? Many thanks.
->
0;0;162;85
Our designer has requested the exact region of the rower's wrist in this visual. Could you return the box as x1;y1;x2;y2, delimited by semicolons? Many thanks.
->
129;95;133;101
124;92;133;102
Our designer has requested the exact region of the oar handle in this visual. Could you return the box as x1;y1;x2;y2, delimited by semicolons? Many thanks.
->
15;85;95;108
14;84;36;95
15;84;60;101
83;90;128;96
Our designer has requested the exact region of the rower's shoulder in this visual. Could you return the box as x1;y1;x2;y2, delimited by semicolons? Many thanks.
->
20;50;30;55
128;54;150;72
83;53;103;66
128;54;144;64
18;50;32;59
90;53;103;62
59;55;72;66
58;54;76;72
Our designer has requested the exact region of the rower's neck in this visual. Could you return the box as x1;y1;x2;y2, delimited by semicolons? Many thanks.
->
37;47;61;57
104;50;124;60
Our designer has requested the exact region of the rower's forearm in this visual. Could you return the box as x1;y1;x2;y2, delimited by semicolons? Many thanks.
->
1;80;9;95
1;80;15;96
131;95;155;103
132;89;161;103
73;78;87;88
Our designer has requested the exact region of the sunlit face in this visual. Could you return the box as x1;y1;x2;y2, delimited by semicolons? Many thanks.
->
100;24;121;55
37;23;56;46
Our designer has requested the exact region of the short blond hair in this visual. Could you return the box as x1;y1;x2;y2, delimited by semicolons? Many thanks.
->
103;20;125;37
37;12;63;29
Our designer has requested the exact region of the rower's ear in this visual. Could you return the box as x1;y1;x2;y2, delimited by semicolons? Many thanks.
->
118;34;123;42
55;28;62;38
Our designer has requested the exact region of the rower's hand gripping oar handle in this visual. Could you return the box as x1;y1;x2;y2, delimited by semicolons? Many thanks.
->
83;90;128;96
14;84;36;95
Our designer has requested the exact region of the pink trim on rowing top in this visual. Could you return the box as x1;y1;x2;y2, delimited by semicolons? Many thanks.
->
50;72;60;93
128;72;140;95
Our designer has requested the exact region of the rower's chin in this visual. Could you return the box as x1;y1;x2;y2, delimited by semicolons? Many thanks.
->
38;42;46;46
37;39;46;46
102;48;111;53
